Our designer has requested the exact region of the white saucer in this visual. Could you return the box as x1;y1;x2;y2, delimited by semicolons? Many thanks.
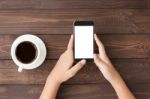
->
11;34;47;72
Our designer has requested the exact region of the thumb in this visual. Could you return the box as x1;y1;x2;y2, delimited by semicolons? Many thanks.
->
69;59;86;77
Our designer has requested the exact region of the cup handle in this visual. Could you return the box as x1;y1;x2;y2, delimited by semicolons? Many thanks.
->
18;67;23;72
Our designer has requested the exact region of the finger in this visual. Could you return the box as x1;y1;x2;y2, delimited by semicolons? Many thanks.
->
67;35;73;50
94;34;112;65
94;54;107;70
94;34;105;53
69;59;86;77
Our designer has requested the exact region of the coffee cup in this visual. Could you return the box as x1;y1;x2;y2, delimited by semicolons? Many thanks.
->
11;34;47;72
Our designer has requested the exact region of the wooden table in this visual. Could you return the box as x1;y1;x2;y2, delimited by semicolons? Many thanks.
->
0;0;150;99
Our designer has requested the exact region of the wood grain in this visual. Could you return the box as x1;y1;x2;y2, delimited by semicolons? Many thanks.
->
0;0;147;9
0;1;149;99
0;83;149;99
0;9;150;34
0;34;150;59
0;59;149;84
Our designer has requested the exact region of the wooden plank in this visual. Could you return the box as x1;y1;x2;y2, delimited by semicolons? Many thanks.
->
0;0;147;9
0;83;149;99
0;27;71;35
0;9;150;34
148;0;150;8
0;34;150;59
0;59;149;84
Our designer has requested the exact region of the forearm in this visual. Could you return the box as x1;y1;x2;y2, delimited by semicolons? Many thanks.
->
110;73;136;99
40;77;61;99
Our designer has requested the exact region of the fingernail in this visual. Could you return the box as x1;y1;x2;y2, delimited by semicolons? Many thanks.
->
71;34;73;38
81;59;86;64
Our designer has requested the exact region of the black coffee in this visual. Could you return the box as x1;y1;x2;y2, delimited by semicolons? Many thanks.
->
16;41;37;64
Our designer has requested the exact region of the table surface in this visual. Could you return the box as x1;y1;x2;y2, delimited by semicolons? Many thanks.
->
0;0;150;99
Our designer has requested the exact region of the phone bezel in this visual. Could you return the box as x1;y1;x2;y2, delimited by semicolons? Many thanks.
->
73;21;94;62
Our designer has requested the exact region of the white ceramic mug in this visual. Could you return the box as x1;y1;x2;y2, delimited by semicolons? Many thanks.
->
11;34;47;72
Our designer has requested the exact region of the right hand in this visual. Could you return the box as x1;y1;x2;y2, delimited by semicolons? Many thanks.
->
93;34;120;83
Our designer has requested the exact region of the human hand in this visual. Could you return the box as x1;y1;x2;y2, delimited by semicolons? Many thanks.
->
47;35;86;84
93;34;120;83
40;34;135;99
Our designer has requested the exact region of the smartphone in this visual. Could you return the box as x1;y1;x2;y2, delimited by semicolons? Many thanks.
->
73;21;94;62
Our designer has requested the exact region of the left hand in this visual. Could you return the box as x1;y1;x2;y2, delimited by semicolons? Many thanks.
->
47;35;86;84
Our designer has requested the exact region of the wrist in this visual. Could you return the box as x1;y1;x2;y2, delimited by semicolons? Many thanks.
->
46;75;62;86
104;65;121;84
40;75;61;99
109;72;123;86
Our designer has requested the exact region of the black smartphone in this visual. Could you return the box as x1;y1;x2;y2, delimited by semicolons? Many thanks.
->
73;21;94;62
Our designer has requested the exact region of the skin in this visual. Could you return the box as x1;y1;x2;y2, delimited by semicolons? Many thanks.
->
40;34;136;99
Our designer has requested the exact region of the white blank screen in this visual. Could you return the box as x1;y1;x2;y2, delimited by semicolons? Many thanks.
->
75;26;93;59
